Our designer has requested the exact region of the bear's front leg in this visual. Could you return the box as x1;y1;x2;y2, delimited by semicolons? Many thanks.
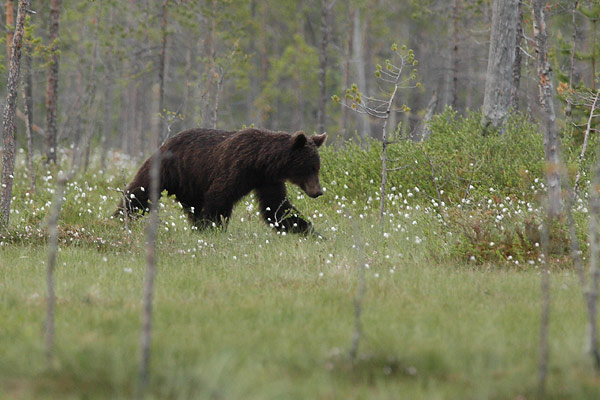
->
255;183;313;234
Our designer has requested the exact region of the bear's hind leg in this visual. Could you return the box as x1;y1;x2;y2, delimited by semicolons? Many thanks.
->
181;202;206;229
200;199;233;229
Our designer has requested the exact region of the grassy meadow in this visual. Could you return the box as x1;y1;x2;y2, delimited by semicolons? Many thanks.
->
2;113;600;399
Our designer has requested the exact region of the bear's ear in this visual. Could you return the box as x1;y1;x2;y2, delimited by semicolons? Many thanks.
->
291;131;307;149
312;133;327;148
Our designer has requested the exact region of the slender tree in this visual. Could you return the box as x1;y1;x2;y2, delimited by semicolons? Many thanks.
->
352;8;371;138
340;6;354;137
531;0;562;395
45;0;61;164
532;0;562;218
1;0;29;226
157;0;169;145
317;0;336;134
335;44;418;223
139;128;162;396
21;15;35;194
510;0;523;110
481;0;520;131
6;0;14;62
565;0;579;118
451;0;459;108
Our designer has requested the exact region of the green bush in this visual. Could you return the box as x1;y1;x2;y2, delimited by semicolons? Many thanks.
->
322;108;546;206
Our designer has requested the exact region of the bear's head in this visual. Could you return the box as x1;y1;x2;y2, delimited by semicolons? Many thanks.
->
287;131;327;198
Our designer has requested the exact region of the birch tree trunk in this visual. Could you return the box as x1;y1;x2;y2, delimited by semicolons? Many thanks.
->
451;0;459;109
45;0;61;165
340;6;354;137
100;54;113;170
157;0;169;145
481;0;519;131
317;0;332;134
1;0;29;226
510;0;523;110
352;9;371;138
6;0;14;63
531;0;562;394
532;0;562;218
209;0;218;130
21;33;35;194
566;0;579;118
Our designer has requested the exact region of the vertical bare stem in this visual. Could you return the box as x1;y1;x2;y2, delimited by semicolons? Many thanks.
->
586;146;600;368
45;172;67;364
21;19;35;195
157;0;169;145
1;0;30;227
349;224;366;362
566;0;579;117
379;79;400;225
451;0;459;109
139;147;162;394
538;212;551;397
44;0;61;165
574;89;600;194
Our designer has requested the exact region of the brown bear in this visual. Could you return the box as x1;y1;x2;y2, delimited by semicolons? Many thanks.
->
115;127;327;234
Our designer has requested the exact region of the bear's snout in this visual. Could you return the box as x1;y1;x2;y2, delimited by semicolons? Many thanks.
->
308;188;323;198
301;177;323;198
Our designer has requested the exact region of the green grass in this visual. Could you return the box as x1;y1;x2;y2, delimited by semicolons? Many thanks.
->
1;211;599;399
1;147;599;399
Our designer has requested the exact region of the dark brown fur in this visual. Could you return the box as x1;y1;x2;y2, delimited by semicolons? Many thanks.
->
114;128;327;233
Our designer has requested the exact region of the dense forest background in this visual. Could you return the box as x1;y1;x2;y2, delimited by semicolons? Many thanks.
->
0;0;595;161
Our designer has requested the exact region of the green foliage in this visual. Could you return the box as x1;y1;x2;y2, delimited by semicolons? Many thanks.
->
322;108;545;205
256;35;319;127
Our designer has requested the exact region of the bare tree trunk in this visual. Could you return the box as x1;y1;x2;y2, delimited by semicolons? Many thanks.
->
451;0;459;109
80;2;103;173
531;0;562;218
139;136;162;395
420;90;438;142
1;0;29;227
340;6;354;137
565;95;600;370
182;41;193;121
6;0;14;63
352;9;370;138
379;78;401;223
258;0;269;127
586;150;600;368
538;212;551;398
45;0;61;165
574;90;599;194
566;0;579;118
100;55;113;170
481;0;519;131
209;0;218;129
157;0;168;145
349;225;365;362
317;0;334;133
22;41;35;195
45;171;66;365
531;0;561;394
592;18;597;91
510;0;523;110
